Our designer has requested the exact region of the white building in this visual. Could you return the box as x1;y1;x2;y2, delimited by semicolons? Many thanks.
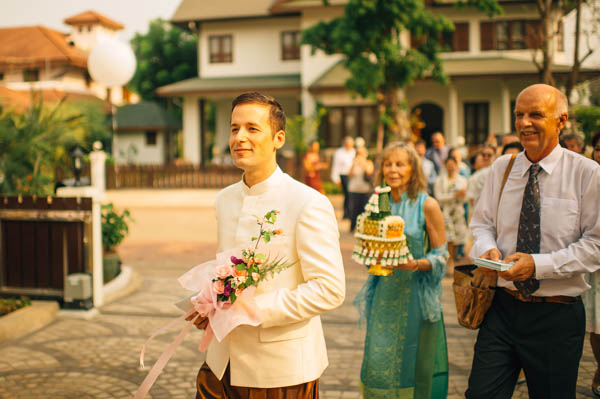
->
157;0;599;164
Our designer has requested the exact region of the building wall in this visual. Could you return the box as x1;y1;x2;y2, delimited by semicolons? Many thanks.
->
199;16;301;78
114;131;165;165
68;24;119;52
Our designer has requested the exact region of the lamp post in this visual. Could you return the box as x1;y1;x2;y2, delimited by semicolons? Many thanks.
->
87;38;136;156
70;146;85;186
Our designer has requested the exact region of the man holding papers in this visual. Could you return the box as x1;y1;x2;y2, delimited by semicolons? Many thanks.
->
466;84;600;399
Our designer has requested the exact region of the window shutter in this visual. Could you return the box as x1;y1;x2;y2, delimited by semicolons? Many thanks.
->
480;22;495;51
525;20;542;49
454;23;470;51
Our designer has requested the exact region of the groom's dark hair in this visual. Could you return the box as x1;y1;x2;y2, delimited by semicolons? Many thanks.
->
231;92;286;136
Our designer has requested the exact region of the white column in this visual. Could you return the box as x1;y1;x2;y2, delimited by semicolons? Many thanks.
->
89;142;106;192
500;82;511;133
183;95;201;164
56;186;105;308
448;84;459;147
301;88;315;118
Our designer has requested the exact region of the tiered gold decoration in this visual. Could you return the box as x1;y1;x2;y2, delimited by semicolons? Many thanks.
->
352;181;412;276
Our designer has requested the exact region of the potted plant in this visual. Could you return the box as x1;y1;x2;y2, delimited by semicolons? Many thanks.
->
101;203;133;283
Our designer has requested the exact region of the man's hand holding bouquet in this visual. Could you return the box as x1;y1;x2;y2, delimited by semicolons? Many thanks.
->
135;210;295;398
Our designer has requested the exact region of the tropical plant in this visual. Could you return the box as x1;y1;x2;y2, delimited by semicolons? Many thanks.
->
101;203;133;253
0;94;85;195
285;107;327;156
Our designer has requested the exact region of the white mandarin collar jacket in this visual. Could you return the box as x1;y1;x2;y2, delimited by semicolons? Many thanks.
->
206;167;346;388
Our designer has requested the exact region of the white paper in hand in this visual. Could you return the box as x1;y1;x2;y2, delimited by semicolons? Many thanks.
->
474;258;514;272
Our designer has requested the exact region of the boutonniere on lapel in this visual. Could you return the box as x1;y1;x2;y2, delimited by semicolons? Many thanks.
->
135;210;296;399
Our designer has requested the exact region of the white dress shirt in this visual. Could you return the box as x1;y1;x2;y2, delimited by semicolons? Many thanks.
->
470;146;600;297
330;147;355;184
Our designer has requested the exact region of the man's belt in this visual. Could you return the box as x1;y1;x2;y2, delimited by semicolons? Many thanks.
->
502;288;580;305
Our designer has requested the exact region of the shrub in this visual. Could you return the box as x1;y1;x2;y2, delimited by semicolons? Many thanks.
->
572;105;600;144
0;296;31;317
323;181;343;195
101;203;133;253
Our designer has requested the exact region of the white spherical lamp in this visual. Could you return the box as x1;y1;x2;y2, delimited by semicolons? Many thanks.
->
88;39;136;87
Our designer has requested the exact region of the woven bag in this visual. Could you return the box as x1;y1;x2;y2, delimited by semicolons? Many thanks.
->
452;153;516;329
453;265;496;329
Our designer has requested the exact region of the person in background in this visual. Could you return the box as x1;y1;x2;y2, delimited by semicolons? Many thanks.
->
466;145;496;210
592;131;600;164
347;146;374;231
501;141;524;156
434;156;468;271
467;84;600;399
331;136;355;219
584;130;600;396
560;132;585;154
355;142;449;398
469;152;485;174
500;133;520;151
303;140;328;194
449;147;471;179
425;131;450;175
355;136;366;150
415;139;437;195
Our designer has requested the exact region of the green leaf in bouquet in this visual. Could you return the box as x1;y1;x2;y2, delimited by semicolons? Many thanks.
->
255;253;266;261
236;264;246;271
230;292;237;304
264;233;271;243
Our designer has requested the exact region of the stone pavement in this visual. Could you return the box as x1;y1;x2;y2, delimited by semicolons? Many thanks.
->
0;190;597;398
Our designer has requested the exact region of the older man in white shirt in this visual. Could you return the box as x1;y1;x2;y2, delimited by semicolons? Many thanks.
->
466;84;600;399
330;136;355;219
189;92;345;398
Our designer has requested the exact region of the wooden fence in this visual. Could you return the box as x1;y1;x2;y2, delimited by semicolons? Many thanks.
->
105;164;244;189
0;196;92;298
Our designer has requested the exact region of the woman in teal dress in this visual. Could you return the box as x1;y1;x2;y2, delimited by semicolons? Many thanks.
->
354;142;449;398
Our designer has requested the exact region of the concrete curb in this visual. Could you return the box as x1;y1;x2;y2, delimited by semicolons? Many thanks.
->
103;265;142;305
0;300;59;344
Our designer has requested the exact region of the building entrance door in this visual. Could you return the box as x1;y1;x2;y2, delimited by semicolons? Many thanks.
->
412;103;443;147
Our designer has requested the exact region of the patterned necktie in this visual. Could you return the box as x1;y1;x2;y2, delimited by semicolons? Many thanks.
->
514;164;541;297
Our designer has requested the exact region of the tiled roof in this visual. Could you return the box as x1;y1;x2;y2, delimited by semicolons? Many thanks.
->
0;26;88;69
64;10;124;30
0;85;106;113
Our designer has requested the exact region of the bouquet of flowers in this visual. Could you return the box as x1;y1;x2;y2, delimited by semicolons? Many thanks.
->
211;210;293;305
135;210;295;399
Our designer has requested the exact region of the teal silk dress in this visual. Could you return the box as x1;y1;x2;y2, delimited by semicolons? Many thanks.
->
354;191;449;398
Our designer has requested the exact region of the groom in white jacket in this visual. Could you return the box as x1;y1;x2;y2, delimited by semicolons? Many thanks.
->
189;92;346;398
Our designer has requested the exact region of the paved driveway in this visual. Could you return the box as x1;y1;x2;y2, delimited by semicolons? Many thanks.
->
0;190;596;398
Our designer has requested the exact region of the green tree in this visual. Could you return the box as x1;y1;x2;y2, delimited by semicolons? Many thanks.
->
302;0;502;150
130;19;198;104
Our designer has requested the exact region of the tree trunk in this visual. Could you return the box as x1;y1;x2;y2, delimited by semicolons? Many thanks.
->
376;90;386;153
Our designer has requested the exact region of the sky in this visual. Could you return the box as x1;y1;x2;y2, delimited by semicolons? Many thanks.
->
0;0;182;42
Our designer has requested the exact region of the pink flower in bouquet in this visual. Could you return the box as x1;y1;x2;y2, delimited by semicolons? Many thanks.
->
213;280;225;294
216;264;234;279
252;272;261;282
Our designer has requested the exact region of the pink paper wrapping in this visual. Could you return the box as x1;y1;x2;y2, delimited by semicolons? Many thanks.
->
134;247;271;398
